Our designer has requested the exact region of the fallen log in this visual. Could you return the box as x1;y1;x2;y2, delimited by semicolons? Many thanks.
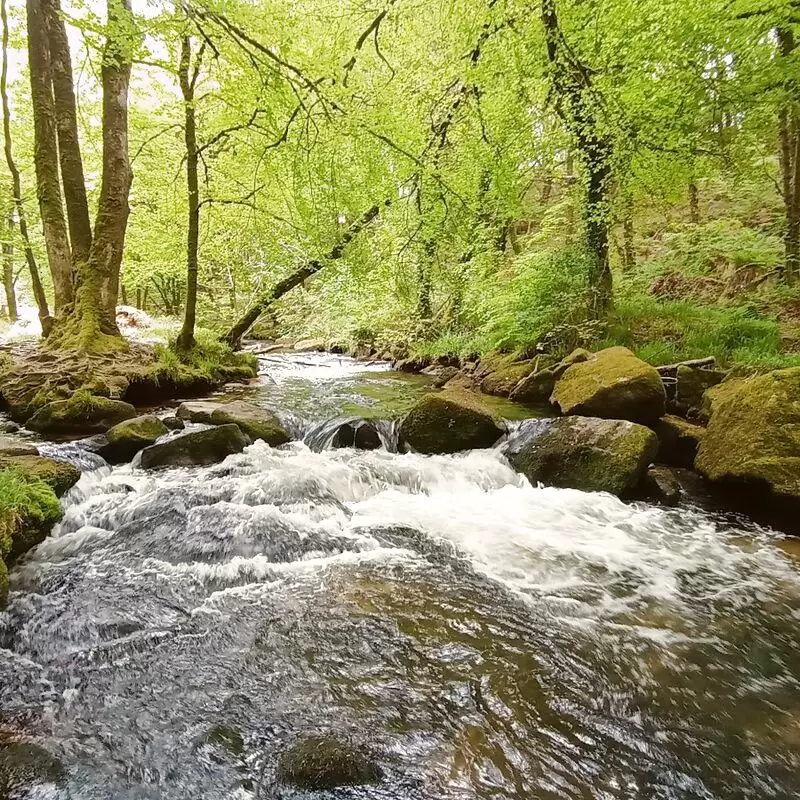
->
656;356;716;378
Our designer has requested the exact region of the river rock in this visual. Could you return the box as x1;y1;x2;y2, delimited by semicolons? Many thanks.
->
0;436;38;456
208;401;289;445
695;367;800;505
550;346;666;424
276;736;381;790
481;362;535;397
27;394;137;435
99;415;169;464
0;742;66;795
653;415;705;468
331;420;382;450
161;415;185;431
641;466;682;506
505;416;658;496
0;454;81;497
139;424;249;469
176;401;219;423
399;390;505;454
675;365;725;412
509;367;557;404
432;367;459;388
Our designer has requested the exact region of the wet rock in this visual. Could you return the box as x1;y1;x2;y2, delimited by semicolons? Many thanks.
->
509;367;557;404
294;338;326;352
200;724;245;758
276;736;381;790
442;372;478;391
98;415;169;464
653;415;705;468
0;455;80;497
176;401;219;424
695;367;800;506
161;415;185;431
331;421;382;450
395;356;431;373
641;466;682;506
480;361;535;397
505;416;658;496
139;424;249;469
27;394;137;435
0;742;66;795
675;365;725;411
0;436;37;457
551;346;666;424
0;422;19;433
432;367;459;388
399;390;506;454
208;401;289;446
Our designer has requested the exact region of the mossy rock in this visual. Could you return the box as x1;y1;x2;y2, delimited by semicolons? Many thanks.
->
480;362;535;397
509;367;558;404
552;348;592;378
27;393;137;435
276;736;381;790
675;365;725;411
0;437;37;457
399;390;506;454
200;724;245;758
176;401;219;423
697;376;745;423
0;742;66;795
139;424;249;469
641;466;682;506
505;416;659;496
550;346;666;424
0;456;80;498
99;415;169;464
695;367;800;503
0;558;7;608
653;415;705;468
208;402;290;446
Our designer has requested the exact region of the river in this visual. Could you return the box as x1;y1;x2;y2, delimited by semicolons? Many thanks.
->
1;353;799;798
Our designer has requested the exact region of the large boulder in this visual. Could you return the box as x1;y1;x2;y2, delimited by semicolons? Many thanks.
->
27;394;137;435
208;401;289;446
99;415;169;464
0;455;80;497
509;368;557;404
175;401;220;424
480;362;535;397
550;346;666;424
695;368;800;504
276;736;381;790
653;415;706;468
139;424;249;469
399;390;505;454
505;416;658;496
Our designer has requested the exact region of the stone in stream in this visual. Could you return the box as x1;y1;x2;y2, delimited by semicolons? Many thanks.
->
0;436;38;456
641;465;683;506
505;416;658;497
509;367;558;404
0;454;81;497
139;424;249;469
331;420;382;450
550;346;666;424
480;361;535;397
98;415;169;464
0;742;66;795
161;415;185;431
276;736;381;790
695;367;800;507
27;394;137;435
675;364;725;412
399;389;506;454
177;400;289;446
653;415;705;468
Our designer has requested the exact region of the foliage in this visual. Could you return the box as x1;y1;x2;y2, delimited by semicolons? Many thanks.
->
0;467;60;546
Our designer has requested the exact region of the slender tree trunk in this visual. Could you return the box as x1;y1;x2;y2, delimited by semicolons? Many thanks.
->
26;0;73;313
2;208;16;321
2;0;50;331
222;202;386;348
778;27;799;279
688;179;700;224
43;0;91;266
176;28;200;351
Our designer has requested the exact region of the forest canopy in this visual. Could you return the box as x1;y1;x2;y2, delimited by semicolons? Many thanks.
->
0;0;798;368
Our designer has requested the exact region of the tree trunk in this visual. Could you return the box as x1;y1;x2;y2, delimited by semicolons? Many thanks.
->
222;202;386;349
2;0;50;331
176;28;200;352
2;208;16;321
778;27;799;279
688;179;700;224
26;0;73;313
44;0;91;266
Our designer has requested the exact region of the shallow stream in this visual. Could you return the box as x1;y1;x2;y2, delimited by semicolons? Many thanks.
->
2;353;799;798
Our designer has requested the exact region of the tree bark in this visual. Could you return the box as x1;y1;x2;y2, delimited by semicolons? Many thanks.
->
2;0;50;331
221;202;386;348
176;27;200;352
2;207;16;321
43;0;91;266
26;0;73;313
688;179;700;224
778;27;799;278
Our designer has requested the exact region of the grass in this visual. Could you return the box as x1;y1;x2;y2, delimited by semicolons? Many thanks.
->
0;468;61;557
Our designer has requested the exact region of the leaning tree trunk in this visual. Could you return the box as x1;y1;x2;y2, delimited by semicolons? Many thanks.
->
25;0;73;313
176;28;200;352
2;0;49;331
2;208;16;321
57;0;132;349
778;27;800;279
221;202;386;349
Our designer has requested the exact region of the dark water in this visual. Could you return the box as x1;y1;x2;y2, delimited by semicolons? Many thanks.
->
2;354;800;799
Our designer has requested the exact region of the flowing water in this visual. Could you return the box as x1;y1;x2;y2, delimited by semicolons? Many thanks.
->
2;354;800;799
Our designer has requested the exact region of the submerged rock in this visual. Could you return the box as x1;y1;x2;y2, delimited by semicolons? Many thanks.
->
276;736;381;790
695;368;800;506
331;420;382;450
139;424;249;469
99;415;169;464
653;415;705;468
0;436;37;457
550;347;666;424
0;742;66;795
505;416;658;496
27;394;137;435
641;465;682;506
399;390;505;454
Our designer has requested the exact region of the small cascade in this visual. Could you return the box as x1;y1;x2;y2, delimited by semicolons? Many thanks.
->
303;416;399;452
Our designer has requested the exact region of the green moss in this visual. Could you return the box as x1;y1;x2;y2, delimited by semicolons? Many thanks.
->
0;456;81;498
480;362;535;396
27;393;137;434
277;736;381;790
208;403;289;446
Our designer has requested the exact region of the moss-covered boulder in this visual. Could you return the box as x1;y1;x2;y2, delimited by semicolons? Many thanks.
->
27;393;137;435
0;455;80;497
276;736;381;790
675;365;725;411
653;415;706;468
0;436;37;457
505;416;658;496
695;368;800;503
139;424;249;469
480;362;535;397
550;346;666;424
509;367;557;404
399;390;506;454
0;742;66;795
208;402;289;446
175;401;219;423
99;415;169;464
